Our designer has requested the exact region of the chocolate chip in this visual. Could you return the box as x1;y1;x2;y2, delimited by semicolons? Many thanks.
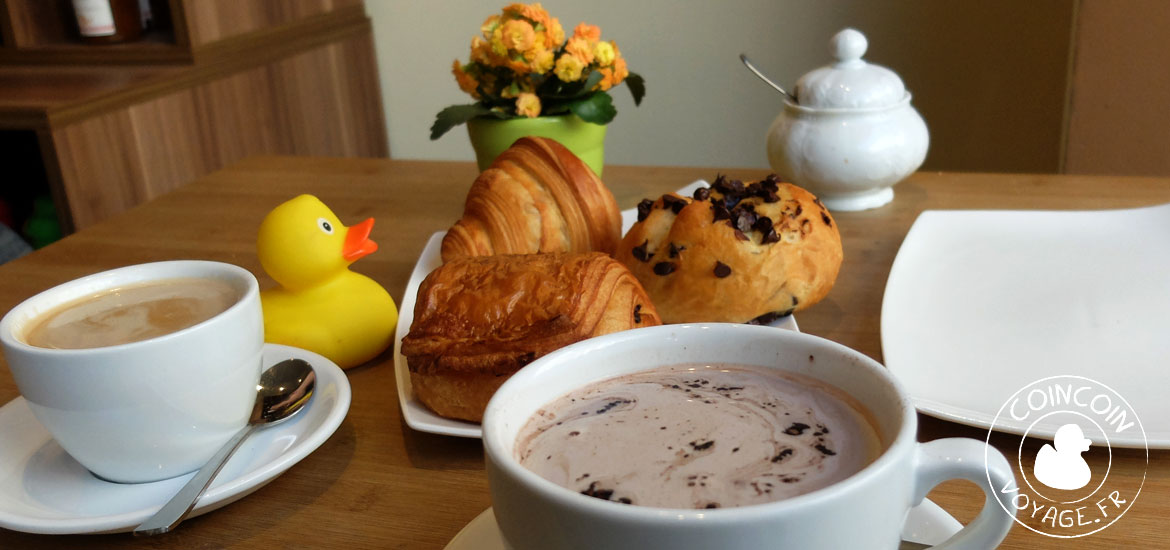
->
784;422;810;436
668;242;686;258
761;228;780;244
705;503;720;509
636;199;654;222
690;440;714;451
581;481;614;500
752;216;773;234
772;448;794;463
693;187;710;201
631;240;652;262
791;295;799;306
733;229;748;242
793;204;803;217
746;311;785;325
734;210;758;233
801;219;812;235
815;444;837;456
822;212;832;227
653;261;676;275
618;497;633;504
569;431;580;436
662;194;688;214
633;304;642;324
710;202;731;223
714;261;731;278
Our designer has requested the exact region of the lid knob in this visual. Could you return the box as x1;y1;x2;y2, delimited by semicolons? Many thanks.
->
831;28;867;67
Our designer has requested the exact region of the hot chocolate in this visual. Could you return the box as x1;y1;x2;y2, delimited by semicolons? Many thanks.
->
23;277;238;349
515;363;882;509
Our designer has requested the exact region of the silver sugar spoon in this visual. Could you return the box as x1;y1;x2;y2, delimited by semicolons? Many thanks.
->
133;358;316;536
740;53;798;103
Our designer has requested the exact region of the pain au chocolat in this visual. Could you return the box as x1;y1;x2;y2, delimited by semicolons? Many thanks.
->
615;175;842;324
401;252;661;423
440;137;622;263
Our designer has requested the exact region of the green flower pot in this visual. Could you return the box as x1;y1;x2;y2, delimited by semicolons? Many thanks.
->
466;114;607;177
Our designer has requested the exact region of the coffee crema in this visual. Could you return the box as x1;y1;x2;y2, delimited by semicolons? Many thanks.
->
23;277;239;350
515;364;883;509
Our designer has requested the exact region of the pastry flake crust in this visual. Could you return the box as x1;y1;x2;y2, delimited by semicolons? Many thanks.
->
401;252;661;422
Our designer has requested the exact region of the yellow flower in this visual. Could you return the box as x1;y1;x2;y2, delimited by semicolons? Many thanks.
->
489;26;508;56
554;53;586;82
501;19;535;52
452;60;480;98
516;92;541;118
548;17;564;46
593;41;615;67
531;48;555;73
572;23;601;43
565;37;594;65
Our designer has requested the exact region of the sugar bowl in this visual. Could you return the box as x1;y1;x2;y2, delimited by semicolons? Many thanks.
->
765;29;928;211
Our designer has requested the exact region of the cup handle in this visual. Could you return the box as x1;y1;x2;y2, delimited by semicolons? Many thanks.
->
910;438;1016;550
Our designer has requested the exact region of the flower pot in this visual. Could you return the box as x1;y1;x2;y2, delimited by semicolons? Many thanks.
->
467;114;607;177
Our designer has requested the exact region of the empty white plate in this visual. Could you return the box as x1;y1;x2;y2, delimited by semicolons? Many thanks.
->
882;204;1170;448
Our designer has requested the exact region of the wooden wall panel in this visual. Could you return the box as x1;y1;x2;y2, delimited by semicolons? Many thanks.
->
181;0;361;46
1064;0;1170;175
49;27;387;229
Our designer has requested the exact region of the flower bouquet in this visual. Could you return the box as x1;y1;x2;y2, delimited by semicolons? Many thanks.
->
429;2;645;141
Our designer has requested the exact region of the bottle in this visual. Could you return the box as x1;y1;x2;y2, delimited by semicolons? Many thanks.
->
71;0;142;44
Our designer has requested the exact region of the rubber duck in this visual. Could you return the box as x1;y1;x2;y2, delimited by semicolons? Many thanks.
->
1033;423;1092;490
257;194;398;369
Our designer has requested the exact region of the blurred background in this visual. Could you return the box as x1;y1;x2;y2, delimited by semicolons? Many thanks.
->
370;0;1166;176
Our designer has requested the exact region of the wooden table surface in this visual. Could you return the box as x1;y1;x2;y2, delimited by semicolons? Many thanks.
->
0;157;1165;549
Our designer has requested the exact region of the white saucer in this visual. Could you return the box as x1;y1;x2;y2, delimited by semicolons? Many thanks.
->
0;343;351;534
395;180;798;438
445;500;962;549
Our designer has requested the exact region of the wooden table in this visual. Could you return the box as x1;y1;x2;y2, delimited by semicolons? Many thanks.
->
0;157;1165;549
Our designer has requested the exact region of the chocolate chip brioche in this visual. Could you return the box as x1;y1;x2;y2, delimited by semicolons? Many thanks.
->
401;252;662;423
615;175;842;324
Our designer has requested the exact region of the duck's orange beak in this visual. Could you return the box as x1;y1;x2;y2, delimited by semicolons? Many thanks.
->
343;218;378;261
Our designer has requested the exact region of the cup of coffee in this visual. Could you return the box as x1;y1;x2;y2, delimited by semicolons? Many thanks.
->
483;323;1017;550
0;261;263;483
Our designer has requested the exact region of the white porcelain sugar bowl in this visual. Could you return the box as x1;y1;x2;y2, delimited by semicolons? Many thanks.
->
766;28;928;211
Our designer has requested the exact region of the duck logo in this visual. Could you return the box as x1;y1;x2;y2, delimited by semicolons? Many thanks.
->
987;375;1148;538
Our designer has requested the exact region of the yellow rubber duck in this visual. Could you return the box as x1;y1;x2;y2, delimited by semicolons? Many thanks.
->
257;194;398;369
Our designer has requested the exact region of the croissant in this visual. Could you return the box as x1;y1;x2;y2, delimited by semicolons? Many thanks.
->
401;252;662;422
440;137;622;263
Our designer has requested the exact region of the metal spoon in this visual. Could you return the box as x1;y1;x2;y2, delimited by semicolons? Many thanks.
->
133;358;316;536
739;53;798;103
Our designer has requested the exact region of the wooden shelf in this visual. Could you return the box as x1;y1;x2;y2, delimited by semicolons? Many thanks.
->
0;0;386;233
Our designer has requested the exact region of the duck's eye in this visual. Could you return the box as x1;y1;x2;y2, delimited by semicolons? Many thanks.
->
317;218;334;234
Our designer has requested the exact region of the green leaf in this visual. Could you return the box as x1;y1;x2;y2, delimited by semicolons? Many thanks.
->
430;103;493;140
581;70;605;94
568;92;617;125
625;72;646;106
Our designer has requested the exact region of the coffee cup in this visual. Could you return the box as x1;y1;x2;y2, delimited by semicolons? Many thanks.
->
0;261;263;483
482;323;1016;549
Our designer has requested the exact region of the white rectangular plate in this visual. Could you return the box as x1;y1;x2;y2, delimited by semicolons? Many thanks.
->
881;203;1170;448
394;181;797;438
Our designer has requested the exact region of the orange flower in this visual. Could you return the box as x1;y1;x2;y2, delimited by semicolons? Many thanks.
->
572;22;601;43
501;19;536;52
565;37;594;65
596;67;615;91
504;3;549;23
470;36;492;65
613;55;629;81
452;60;480;98
516;92;541;118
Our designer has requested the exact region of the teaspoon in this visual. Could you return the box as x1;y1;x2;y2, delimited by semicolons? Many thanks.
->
133;358;316;536
739;53;798;103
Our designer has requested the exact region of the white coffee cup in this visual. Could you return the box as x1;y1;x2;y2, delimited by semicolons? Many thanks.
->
483;323;1017;550
0;261;263;483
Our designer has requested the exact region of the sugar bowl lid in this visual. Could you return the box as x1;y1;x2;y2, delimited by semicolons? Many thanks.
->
793;28;906;109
